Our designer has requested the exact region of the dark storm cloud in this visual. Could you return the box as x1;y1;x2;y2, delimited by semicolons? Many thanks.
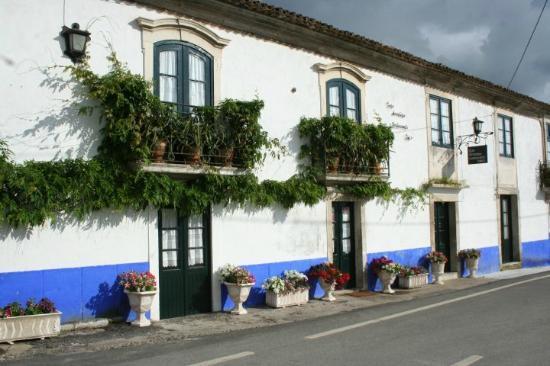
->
266;0;550;102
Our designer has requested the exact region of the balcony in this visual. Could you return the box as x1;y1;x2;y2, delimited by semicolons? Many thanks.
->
318;159;389;185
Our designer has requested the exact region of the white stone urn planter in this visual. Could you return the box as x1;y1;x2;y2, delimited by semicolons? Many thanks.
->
466;258;479;278
0;312;61;344
378;270;397;294
125;290;156;327
398;273;428;289
318;279;336;301
224;282;255;315
266;289;309;308
431;262;445;285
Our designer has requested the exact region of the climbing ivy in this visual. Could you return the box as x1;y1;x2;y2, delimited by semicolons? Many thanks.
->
0;54;426;229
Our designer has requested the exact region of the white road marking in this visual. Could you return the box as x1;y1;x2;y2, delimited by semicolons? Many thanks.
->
450;355;483;366
186;351;255;366
305;274;550;339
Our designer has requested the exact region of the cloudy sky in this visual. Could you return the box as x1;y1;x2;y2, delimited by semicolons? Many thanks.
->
266;0;550;103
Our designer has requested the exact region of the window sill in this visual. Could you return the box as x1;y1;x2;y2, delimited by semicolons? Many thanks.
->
137;162;247;179
320;172;389;186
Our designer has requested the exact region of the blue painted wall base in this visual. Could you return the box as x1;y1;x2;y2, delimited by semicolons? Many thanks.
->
522;239;550;268
221;258;326;311
0;262;149;323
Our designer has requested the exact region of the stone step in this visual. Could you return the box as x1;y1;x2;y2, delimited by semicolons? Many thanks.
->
501;262;522;271
439;272;458;281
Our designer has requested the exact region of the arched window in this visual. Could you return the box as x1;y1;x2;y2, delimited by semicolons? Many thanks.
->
326;79;361;122
154;41;213;113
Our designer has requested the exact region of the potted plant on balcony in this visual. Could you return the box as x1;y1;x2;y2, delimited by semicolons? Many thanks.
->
426;251;448;285
219;264;256;315
371;256;401;294
1;298;61;344
119;271;157;327
458;248;481;278
306;262;350;301
398;266;429;289
263;270;310;308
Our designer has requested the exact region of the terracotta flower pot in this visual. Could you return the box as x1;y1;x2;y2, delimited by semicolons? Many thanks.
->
327;157;340;173
152;140;167;163
222;147;235;167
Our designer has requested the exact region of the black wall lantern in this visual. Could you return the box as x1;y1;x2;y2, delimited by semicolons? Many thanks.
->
60;23;90;63
456;117;493;154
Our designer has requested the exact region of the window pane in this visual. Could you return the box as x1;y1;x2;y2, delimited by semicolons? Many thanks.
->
329;86;339;107
188;248;204;266
189;81;205;107
505;131;512;144
498;128;504;144
502;198;508;211
162;251;178;268
503;227;509;240
346;108;357;120
506;143;512;155
188;228;203;248
345;88;356;109
189;214;203;228
432;129;440;144
189;53;206;81
442;131;451;146
162;230;177;250
441;116;450;131
342;207;350;221
342;239;351;254
342;223;351;238
502;213;508;226
431;114;439;129
159;76;177;103
161;209;177;228
499;142;505;155
329;106;340;116
504;118;511;132
159;51;176;76
440;100;450;117
429;98;439;115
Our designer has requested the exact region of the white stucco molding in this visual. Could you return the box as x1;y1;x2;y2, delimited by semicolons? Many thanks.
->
136;17;230;104
136;18;230;49
314;62;371;121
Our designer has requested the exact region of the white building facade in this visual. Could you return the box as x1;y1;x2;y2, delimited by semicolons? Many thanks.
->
1;0;549;323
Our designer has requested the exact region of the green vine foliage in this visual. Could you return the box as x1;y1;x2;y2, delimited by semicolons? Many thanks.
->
0;54;425;229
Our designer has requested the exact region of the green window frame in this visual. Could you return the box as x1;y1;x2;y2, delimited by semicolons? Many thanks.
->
429;95;453;148
498;115;514;158
153;41;213;114
326;79;361;122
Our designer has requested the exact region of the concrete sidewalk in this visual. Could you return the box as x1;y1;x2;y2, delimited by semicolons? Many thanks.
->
1;268;548;363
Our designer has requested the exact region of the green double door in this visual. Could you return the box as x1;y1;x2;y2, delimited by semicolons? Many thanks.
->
158;209;211;319
434;202;451;272
332;202;356;288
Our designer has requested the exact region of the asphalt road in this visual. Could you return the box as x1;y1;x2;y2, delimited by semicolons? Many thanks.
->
6;272;550;366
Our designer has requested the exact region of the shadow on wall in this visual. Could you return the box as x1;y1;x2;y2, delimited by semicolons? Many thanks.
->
85;280;131;320
0;209;148;241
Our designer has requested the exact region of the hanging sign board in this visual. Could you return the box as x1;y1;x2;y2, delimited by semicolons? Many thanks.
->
468;145;488;164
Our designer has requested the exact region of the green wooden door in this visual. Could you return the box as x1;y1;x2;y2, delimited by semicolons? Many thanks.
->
500;195;514;263
159;209;211;319
332;202;356;288
434;202;451;272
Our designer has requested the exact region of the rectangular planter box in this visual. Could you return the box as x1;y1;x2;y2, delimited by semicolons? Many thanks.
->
0;312;61;344
398;274;428;289
266;289;309;308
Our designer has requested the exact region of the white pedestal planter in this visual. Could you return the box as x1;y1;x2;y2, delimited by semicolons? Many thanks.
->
318;280;336;301
431;262;445;285
266;289;309;308
466;258;479;278
125;290;156;327
0;312;61;344
224;282;255;315
398;273;428;289
378;271;397;294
